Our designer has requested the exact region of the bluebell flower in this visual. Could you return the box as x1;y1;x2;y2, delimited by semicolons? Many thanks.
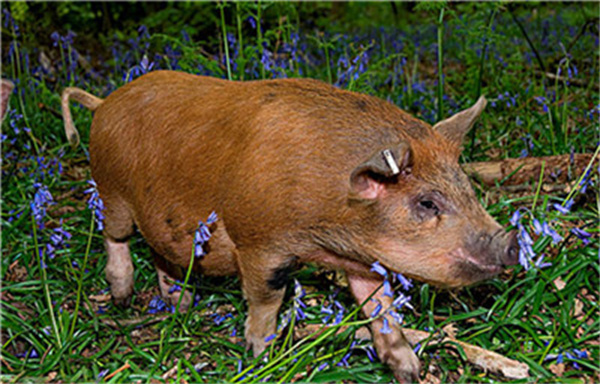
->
380;317;392;334
532;218;543;235
413;342;421;354
571;227;591;245
364;345;376;362
148;295;169;314
206;211;218;225
333;300;345;325
247;16;256;29
321;304;334;323
370;299;382;318
388;309;404;325
534;254;552;269
264;333;277;343
316;362;329;372
509;209;522;226
98;369;109;379
542;221;563;244
46;221;72;259
553;203;570;215
84;180;105;231
370;261;387;278
395;273;413;291
168;279;182;294
293;279;307;320
392;292;412;310
30;182;54;228
194;213;217;258
382;280;394;297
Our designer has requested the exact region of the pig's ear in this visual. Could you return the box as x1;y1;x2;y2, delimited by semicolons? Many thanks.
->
1;79;14;121
350;142;412;200
433;96;486;145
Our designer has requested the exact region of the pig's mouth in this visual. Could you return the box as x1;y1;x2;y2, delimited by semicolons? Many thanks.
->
452;248;503;279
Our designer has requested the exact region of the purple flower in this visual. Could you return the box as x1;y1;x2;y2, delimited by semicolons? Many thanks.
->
532;219;543;235
388;309;404;325
395;273;413;291
364;345;376;362
148;295;169;314
206;211;218;225
382;280;394;297
370;261;388;278
84;180;105;231
534;254;552;269
370;299;382;318
247;16;256;29
168;279;182;294
31;183;54;228
264;333;277;343
194;213;217;258
321;304;334;323
379;317;392;334
98;369;109;379
293;279;307;320
392;292;413;310
542;222;563;244
571;227;591;245
509;209;522;226
316;362;329;372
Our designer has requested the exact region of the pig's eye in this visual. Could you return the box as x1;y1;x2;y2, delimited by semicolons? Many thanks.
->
419;200;440;216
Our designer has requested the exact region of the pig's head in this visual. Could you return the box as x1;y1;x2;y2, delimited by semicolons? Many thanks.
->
350;97;518;288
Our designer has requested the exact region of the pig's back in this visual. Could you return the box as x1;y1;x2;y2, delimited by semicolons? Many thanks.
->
89;71;429;252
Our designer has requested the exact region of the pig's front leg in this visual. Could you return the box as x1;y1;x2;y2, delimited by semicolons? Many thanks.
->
236;249;286;357
348;274;420;383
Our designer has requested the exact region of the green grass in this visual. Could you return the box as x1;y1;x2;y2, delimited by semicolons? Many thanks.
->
1;2;598;383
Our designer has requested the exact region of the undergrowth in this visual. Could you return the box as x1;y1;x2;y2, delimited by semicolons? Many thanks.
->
1;2;598;383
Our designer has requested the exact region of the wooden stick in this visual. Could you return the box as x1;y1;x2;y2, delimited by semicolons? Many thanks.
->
104;362;131;381
463;153;596;187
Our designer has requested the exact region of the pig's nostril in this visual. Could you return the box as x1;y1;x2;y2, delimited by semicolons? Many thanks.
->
503;231;520;266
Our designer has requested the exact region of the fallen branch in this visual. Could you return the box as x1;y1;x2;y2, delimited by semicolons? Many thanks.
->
463;153;596;187
100;314;169;328
535;71;600;91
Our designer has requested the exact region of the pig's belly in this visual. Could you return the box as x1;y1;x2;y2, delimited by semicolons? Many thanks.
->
131;186;238;277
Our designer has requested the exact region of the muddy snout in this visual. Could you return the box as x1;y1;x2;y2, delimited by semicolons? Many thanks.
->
470;230;520;269
503;230;520;266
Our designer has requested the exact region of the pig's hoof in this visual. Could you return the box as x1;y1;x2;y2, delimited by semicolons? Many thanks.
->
244;329;268;358
392;352;420;384
162;290;193;312
112;295;132;308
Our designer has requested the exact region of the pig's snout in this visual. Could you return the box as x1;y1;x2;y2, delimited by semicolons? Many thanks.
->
502;230;520;266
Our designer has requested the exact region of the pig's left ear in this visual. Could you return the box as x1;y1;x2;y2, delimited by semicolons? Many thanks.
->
350;142;412;200
433;96;487;145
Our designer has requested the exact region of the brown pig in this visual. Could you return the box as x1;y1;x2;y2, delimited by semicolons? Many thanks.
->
62;71;519;382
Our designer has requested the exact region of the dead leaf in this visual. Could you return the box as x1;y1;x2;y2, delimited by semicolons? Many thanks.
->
420;372;441;384
442;323;458;339
553;277;566;290
572;298;584;319
89;293;111;302
549;363;565;376
46;371;57;382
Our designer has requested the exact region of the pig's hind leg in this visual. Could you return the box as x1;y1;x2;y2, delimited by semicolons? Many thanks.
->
102;196;135;307
153;251;193;311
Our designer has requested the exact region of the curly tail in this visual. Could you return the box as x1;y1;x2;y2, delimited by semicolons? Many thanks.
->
61;87;103;147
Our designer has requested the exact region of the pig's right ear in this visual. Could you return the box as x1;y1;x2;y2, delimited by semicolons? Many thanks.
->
350;142;412;200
